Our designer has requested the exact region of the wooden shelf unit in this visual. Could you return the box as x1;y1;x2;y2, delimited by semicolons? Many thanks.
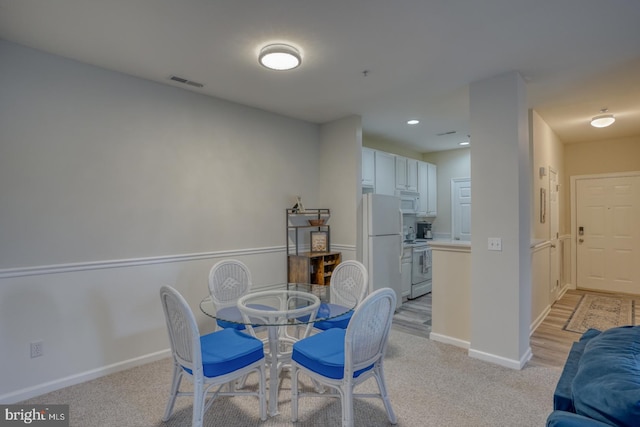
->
286;208;340;285
288;251;342;286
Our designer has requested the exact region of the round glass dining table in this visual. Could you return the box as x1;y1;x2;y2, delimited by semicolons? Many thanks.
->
200;283;356;416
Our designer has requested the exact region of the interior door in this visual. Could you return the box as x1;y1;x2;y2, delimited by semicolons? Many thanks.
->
452;178;471;241
576;175;640;294
549;168;560;301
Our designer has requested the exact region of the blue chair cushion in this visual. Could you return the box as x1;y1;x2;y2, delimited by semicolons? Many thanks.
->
572;326;640;427
292;328;372;379
297;303;353;330
313;303;353;330
184;328;264;378
216;304;274;330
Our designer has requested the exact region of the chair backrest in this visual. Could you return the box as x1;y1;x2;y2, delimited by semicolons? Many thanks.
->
344;287;396;375
159;285;203;378
208;260;252;309
329;260;368;307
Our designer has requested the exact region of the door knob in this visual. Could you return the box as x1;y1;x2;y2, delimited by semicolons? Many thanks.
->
550;244;556;248
579;239;584;243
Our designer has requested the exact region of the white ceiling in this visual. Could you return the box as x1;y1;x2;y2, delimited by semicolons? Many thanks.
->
1;0;639;153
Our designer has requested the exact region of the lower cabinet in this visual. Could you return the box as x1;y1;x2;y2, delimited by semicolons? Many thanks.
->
288;252;342;286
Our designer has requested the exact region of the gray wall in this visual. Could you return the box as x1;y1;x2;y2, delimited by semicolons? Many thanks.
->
0;40;361;401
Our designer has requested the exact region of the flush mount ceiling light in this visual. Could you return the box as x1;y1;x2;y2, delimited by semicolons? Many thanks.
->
258;44;301;71
590;108;616;128
407;119;420;125
459;135;470;146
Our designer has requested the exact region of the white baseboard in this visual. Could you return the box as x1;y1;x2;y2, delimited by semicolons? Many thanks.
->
429;332;470;349
468;346;532;370
0;349;171;404
530;305;551;336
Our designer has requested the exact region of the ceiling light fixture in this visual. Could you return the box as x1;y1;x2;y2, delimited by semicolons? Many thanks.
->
258;44;301;71
590;108;615;128
459;141;470;146
407;119;420;125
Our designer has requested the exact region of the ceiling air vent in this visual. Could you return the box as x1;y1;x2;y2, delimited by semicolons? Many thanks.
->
436;130;456;136
169;75;204;88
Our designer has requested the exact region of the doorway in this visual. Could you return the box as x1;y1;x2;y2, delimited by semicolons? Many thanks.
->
451;178;471;241
549;167;561;301
572;173;640;295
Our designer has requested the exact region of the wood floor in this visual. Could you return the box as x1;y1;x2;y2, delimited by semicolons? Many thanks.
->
392;288;639;368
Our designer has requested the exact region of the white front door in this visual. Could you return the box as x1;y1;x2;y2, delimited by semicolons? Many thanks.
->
576;175;640;294
451;178;471;241
549;168;560;301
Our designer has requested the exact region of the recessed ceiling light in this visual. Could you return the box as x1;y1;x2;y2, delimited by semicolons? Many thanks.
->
590;108;615;128
459;141;470;146
258;44;301;71
407;119;420;125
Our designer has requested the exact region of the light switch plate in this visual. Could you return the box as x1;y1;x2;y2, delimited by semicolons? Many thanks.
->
488;237;502;251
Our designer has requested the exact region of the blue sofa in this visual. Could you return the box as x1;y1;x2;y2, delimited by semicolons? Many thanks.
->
547;326;640;427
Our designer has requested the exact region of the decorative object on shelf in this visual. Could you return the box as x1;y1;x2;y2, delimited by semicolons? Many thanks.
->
310;231;329;252
308;218;325;226
291;196;305;213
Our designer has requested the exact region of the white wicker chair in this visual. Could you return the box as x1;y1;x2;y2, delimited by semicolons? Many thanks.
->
208;259;253;331
159;285;266;427
291;287;398;427
312;260;369;331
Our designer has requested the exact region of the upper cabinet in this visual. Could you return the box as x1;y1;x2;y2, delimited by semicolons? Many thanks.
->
362;147;375;188
395;156;418;192
374;151;396;196
417;161;437;216
361;148;436;214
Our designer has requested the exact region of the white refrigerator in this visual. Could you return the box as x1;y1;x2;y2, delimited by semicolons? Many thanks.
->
362;193;403;310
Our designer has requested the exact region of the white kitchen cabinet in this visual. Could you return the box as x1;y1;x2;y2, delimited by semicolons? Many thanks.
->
395;156;418;192
401;247;412;298
427;162;437;216
374;151;396;196
362;147;375;188
418;161;437;216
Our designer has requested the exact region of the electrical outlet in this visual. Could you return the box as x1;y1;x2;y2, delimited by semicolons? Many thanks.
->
30;341;43;358
488;237;502;251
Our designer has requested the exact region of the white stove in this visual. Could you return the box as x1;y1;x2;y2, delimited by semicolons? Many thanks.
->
404;240;432;299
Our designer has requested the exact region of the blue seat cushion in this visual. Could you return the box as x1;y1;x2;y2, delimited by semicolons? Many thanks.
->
292;328;372;379
313;303;353;330
216;304;274;330
297;303;353;330
572;326;640;427
184;328;264;378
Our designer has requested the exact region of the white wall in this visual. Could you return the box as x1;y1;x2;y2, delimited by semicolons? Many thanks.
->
319;116;362;260
469;71;531;368
423;148;470;236
0;40;347;402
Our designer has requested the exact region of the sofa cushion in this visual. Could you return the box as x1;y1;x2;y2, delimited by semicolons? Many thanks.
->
572;326;640;427
554;329;602;412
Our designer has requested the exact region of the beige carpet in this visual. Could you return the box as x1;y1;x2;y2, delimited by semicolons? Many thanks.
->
21;330;560;427
564;294;635;334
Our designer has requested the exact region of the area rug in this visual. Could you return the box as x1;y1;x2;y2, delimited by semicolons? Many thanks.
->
564;294;635;334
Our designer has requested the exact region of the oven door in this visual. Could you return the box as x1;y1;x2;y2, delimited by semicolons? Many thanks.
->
411;247;432;284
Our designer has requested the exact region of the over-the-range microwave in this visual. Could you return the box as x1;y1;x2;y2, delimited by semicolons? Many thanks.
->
395;190;420;214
